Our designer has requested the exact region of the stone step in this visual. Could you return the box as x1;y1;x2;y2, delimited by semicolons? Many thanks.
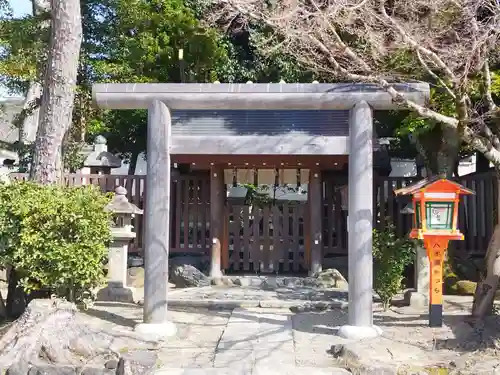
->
154;367;351;375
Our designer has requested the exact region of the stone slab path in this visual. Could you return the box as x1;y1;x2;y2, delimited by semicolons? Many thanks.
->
81;296;500;375
154;285;348;310
85;303;350;374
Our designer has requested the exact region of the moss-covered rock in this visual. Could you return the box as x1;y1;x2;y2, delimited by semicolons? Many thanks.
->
444;275;477;296
455;280;477;295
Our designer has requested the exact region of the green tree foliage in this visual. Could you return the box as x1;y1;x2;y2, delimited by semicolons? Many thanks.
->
0;182;112;302
372;224;416;310
0;0;319;166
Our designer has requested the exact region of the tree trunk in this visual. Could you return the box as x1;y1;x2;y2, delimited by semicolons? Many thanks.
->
5;268;26;319
436;127;460;178
29;0;82;184
472;179;500;318
127;151;139;175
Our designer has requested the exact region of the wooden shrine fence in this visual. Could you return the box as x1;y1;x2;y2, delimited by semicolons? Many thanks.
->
9;170;498;267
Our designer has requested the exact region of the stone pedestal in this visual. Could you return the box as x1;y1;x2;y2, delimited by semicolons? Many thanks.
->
98;186;143;304
405;244;430;308
97;231;136;303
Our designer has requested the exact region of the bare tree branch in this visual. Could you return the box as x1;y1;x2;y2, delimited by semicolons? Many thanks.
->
208;0;500;165
415;50;456;99
377;0;457;83
484;60;498;112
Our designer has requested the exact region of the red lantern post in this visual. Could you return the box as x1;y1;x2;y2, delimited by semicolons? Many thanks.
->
395;177;474;327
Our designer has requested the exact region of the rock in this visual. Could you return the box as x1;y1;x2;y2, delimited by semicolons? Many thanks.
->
329;338;428;375
261;278;278;290
169;255;208;274
127;256;143;267
305;269;348;288
456;280;477;295
6;362;114;375
211;278;224;286
282;277;305;288
115;351;157;375
127;267;144;288
105;360;119;370
329;343;397;374
170;265;210;288
0;299;160;373
211;277;233;287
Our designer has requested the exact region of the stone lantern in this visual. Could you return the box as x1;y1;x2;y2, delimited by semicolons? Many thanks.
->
82;135;122;175
97;186;143;303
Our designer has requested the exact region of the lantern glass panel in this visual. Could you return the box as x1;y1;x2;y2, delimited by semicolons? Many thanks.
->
414;201;422;228
425;201;454;230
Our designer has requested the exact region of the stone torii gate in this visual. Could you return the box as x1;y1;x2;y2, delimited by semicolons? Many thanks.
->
92;82;430;339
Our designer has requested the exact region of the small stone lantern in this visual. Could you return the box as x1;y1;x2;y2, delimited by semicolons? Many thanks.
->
82;135;122;175
97;186;143;303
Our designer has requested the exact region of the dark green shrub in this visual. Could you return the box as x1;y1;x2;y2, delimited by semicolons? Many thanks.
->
373;224;416;310
0;181;112;302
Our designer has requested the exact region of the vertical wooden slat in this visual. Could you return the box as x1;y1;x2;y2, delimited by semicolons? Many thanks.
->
221;202;229;271
380;179;388;230
283;203;290;272
485;176;494;252
192;177;199;250
309;170;322;273
183;178;190;250
175;177;182;250
387;178;394;226
465;179;474;252
170;177;177;254
272;205;281;272
232;206;241;271
471;179;478;251
477;178;485;253
242;205;251;271
200;178;208;253
457;179;467;253
334;188;344;252
210;167;225;275
304;188;311;269
326;179;334;254
292;204;300;272
262;205;271;272
252;208;261;272
395;179;404;237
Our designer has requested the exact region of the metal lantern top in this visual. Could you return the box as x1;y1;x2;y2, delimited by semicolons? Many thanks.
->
394;176;474;241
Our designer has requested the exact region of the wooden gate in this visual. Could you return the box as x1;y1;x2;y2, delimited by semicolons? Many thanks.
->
227;203;307;273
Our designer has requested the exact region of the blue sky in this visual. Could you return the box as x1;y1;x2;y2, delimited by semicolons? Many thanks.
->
11;0;31;17
1;0;31;98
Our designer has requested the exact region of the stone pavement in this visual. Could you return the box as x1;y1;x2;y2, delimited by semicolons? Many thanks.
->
139;284;349;310
81;296;500;375
85;303;350;374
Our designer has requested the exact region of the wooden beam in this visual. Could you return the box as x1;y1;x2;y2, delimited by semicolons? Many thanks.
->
305;187;312;269
209;165;225;279
309;169;323;275
172;154;348;169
